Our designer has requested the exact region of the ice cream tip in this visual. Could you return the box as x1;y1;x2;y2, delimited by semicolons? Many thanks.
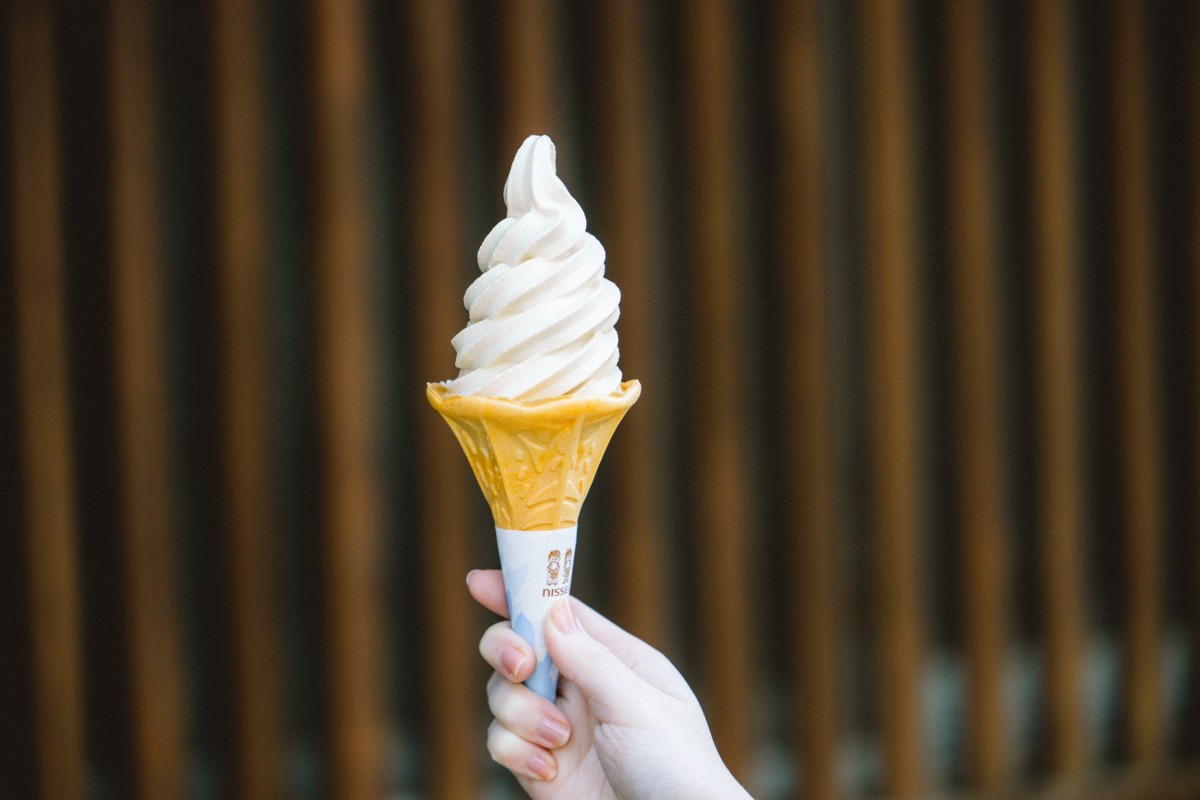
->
442;134;623;400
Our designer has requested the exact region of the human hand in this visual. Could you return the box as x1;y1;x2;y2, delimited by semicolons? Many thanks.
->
467;569;752;800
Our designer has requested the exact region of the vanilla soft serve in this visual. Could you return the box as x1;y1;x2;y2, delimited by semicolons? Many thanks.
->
445;135;622;399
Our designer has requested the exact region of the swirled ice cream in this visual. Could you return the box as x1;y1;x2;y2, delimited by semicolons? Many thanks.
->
444;135;622;399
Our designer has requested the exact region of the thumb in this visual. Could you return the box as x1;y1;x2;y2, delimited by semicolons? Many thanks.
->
545;600;652;720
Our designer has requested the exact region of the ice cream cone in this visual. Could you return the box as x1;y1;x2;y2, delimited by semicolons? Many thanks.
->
427;379;639;699
426;380;640;531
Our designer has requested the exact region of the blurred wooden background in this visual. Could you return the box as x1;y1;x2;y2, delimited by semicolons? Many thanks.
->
2;0;1199;798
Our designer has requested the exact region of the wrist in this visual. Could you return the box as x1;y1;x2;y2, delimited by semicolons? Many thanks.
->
714;771;753;800
688;766;752;800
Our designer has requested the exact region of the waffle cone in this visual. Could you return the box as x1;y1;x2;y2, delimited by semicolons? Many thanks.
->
427;380;640;531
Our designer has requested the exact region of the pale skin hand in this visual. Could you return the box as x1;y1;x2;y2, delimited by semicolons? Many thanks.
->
467;569;753;800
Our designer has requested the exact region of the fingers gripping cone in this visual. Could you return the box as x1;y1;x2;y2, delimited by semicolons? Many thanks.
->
427;380;640;699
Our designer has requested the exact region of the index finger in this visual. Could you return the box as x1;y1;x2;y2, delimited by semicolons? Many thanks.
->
466;569;509;617
469;569;664;669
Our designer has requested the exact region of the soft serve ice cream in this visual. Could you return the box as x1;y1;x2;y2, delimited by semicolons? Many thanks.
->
444;134;623;399
429;135;639;701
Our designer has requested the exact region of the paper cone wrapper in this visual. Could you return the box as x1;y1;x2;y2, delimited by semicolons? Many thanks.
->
495;525;577;699
427;379;640;698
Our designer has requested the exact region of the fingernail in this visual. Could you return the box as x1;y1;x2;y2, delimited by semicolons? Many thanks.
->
500;646;527;680
465;569;479;585
551;600;575;634
537;716;570;747
527;753;556;781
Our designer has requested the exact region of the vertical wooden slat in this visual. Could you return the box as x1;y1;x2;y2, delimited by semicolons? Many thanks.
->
1190;5;1200;757
309;0;386;795
772;0;842;796
1028;0;1088;777
109;0;189;795
592;0;669;648
7;5;87;797
680;0;754;779
408;2;479;796
211;0;284;794
499;0;559;153
1109;0;1165;767
943;0;1010;787
859;0;925;794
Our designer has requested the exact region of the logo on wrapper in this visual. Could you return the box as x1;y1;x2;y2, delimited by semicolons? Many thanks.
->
543;547;572;597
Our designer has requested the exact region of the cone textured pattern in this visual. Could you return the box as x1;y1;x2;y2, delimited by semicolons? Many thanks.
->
427;381;640;530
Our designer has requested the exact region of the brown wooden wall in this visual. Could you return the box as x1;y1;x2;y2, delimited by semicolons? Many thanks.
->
3;1;1199;798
